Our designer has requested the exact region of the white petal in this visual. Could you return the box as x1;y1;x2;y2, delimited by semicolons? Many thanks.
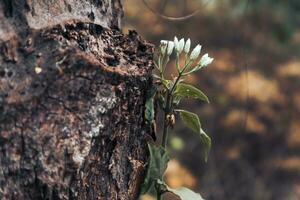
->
174;36;179;52
178;38;185;53
184;38;191;54
167;41;174;55
160;40;168;54
160;40;168;45
200;53;214;67
190;44;202;60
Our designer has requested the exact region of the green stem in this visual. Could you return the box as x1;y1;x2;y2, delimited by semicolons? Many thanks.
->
161;59;192;148
157;54;193;200
175;53;180;72
170;59;192;94
162;91;171;148
162;57;169;75
157;192;163;200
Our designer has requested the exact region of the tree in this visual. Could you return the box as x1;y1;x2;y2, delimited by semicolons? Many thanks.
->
0;0;153;199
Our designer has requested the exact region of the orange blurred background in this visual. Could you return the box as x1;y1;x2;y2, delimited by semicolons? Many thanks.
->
123;1;300;199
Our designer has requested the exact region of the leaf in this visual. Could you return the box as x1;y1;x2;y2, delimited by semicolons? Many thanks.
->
144;87;156;124
161;79;172;89
156;93;165;109
153;74;172;89
173;95;182;106
174;83;209;103
168;187;205;200
145;98;154;124
176;110;211;162
176;109;201;133
200;129;212;162
140;144;170;194
156;181;205;200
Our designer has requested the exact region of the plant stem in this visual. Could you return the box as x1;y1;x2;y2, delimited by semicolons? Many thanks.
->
162;91;171;148
157;192;163;200
170;60;192;94
157;54;193;200
161;60;191;148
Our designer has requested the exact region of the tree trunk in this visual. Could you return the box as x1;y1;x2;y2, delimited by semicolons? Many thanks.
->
0;1;153;199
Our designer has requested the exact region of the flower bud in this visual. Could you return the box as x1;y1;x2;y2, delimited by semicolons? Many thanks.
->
160;40;168;45
160;40;168;54
177;38;185;53
167;41;174;55
174;37;179;52
199;53;214;67
190;44;202;60
184;38;191;54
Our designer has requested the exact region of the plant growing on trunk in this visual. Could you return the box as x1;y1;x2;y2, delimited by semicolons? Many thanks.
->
142;37;214;200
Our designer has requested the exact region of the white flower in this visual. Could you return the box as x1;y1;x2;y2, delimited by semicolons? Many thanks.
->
160;40;168;54
177;38;185;53
184;38;191;54
174;36;179;52
160;40;168;45
199;53;214;67
167;41;174;55
190;44;202;60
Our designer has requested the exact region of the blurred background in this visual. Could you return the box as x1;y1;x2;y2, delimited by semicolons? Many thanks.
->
123;1;300;200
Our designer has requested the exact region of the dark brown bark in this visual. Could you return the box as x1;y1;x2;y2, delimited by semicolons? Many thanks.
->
0;1;153;199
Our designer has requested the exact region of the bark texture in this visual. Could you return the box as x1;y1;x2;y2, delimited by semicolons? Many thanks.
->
0;1;153;199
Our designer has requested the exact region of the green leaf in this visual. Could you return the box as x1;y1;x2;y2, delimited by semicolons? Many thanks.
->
200;129;211;162
157;180;205;200
176;110;211;162
144;87;156;124
168;187;205;200
174;83;209;103
161;79;172;89
155;93;165;110
176;109;201;134
173;95;182;106
153;74;172;89
140;144;170;194
145;98;154;123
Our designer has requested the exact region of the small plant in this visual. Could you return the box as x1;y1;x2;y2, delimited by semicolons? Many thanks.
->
142;37;214;200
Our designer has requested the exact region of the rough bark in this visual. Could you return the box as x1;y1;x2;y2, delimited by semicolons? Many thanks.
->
0;1;153;200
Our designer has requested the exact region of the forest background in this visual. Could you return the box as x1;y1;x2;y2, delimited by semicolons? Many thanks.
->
124;1;300;199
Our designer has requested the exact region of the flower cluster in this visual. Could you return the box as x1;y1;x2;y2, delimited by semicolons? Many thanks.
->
159;37;214;71
144;36;214;200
